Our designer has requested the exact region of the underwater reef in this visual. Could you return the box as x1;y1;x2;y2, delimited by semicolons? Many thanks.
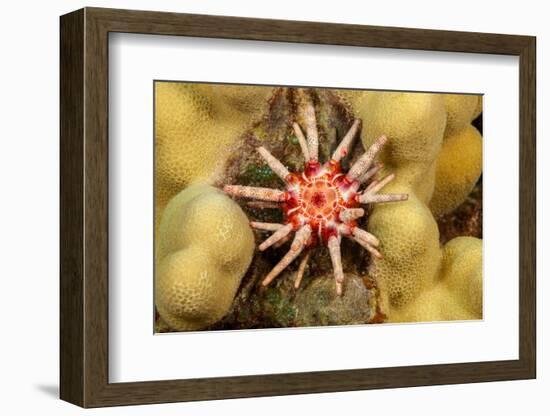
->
154;83;483;331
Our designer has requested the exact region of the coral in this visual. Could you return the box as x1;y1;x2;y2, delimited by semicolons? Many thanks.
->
390;237;482;322
155;184;254;331
367;194;441;309
224;92;408;295
340;90;482;322
440;237;483;317
350;91;447;204
430;95;483;217
430;125;482;216
154;82;273;231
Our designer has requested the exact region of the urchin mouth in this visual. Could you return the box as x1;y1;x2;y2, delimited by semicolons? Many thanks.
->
300;180;339;218
311;191;327;208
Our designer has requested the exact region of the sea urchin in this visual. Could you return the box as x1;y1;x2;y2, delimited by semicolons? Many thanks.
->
224;100;408;295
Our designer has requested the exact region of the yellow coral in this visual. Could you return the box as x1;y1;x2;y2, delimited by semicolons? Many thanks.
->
430;94;482;218
439;236;483;318
368;194;441;308
342;90;483;322
155;82;273;228
155;185;254;331
351;91;447;204
429;94;482;217
348;92;443;312
360;92;446;165
390;237;482;323
442;94;480;135
429;125;482;216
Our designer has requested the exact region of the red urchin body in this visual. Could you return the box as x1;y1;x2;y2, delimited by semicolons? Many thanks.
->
283;160;360;245
224;98;408;295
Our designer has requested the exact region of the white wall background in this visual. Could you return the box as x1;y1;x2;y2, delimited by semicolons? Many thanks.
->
0;0;545;414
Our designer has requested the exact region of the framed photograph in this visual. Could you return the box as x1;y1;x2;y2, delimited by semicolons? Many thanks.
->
60;7;536;408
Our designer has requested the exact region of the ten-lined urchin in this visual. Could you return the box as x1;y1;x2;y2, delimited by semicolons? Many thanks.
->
224;99;408;295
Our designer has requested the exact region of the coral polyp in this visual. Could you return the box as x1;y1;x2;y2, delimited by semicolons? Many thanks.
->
224;99;408;295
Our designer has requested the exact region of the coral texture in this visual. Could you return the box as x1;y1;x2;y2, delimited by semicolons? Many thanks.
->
389;237;482;322
430;95;483;217
342;90;483;322
154;82;273;231
155;184;254;331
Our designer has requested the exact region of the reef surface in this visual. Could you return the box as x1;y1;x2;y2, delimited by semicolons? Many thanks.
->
154;84;483;332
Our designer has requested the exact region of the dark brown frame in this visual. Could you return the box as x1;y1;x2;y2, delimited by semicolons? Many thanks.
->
60;7;536;408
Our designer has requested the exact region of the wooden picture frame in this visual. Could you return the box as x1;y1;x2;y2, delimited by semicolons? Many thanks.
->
60;7;536;408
